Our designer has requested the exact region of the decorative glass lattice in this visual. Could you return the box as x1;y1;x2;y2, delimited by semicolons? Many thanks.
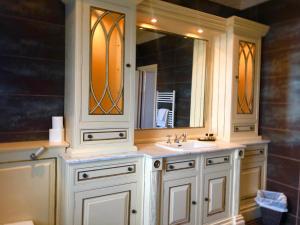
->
237;41;256;114
89;7;125;115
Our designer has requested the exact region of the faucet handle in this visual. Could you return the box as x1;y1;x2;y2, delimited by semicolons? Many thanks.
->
166;135;172;144
182;132;187;142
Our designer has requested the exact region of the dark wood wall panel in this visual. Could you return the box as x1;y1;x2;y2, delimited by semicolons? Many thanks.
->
0;0;65;142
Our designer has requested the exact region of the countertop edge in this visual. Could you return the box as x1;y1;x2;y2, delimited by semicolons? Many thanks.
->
0;140;69;153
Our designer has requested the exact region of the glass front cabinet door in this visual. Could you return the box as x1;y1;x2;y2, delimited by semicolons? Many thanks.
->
64;0;136;149
232;35;261;137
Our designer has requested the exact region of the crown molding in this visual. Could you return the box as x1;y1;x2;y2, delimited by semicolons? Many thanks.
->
226;16;270;37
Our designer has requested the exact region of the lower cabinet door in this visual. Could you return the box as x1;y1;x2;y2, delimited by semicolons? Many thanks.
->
74;183;137;225
0;159;56;225
203;170;230;224
240;160;264;211
162;176;197;225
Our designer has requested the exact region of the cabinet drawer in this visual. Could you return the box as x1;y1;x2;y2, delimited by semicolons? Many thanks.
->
77;164;135;182
244;148;265;157
166;160;195;172
206;156;230;166
81;129;128;144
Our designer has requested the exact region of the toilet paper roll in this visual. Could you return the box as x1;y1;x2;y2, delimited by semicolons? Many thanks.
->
52;116;63;129
49;129;64;143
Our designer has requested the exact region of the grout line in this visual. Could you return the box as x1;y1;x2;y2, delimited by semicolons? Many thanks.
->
267;178;299;191
0;54;64;63
269;153;300;163
0;12;65;27
260;126;300;133
0;93;64;98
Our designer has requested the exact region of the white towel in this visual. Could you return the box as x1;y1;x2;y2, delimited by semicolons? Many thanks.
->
156;108;169;128
5;221;34;225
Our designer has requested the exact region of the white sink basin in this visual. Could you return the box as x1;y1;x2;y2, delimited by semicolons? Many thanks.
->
156;140;217;151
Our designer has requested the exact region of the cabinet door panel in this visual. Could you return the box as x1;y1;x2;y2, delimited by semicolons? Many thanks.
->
75;183;137;225
81;0;133;122
83;191;130;225
0;159;56;225
208;177;226;215
240;161;264;210
162;177;197;225
203;171;230;224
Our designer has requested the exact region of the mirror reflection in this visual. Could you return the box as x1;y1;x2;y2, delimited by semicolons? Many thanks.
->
135;28;207;129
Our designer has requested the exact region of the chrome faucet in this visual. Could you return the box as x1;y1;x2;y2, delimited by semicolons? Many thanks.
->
181;132;187;142
174;134;180;143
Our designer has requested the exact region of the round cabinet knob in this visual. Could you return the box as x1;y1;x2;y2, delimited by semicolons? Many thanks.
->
154;160;161;169
131;209;137;214
192;201;197;205
128;167;133;172
208;160;213;164
82;173;89;179
119;133;124;138
126;63;131;68
224;157;229;161
87;134;93;139
239;150;244;157
188;162;193;167
260;150;264;154
169;165;175;170
204;197;209;202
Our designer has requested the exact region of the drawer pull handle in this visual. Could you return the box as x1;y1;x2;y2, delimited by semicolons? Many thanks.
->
192;201;197;205
224;157;229;161
204;197;209;202
126;63;131;68
188;162;193;167
169;165;175;170
87;134;93;139
208;160;213;164
128;167;133;172
119;133;124;138
82;173;89;179
131;209;137;214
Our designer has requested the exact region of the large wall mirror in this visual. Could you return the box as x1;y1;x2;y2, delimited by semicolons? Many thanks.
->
135;27;208;129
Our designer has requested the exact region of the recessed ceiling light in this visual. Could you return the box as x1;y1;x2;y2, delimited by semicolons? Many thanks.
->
139;27;144;30
197;28;204;34
150;18;158;23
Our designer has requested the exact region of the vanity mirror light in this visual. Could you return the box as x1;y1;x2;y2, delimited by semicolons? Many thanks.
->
135;28;208;129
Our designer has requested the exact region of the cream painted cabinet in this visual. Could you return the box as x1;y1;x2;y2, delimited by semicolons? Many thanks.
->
240;144;267;221
64;0;136;150
74;183;138;225
203;170;230;224
0;159;56;225
162;176;197;225
231;35;261;138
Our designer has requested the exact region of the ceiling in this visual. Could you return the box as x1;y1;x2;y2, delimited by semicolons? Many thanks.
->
209;0;270;10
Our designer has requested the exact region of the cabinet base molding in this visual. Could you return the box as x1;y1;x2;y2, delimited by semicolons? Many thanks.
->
208;214;245;225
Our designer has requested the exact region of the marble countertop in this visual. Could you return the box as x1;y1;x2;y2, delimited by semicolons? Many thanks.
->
61;141;245;164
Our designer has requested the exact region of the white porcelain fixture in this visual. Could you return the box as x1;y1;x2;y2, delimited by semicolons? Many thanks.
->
156;140;217;151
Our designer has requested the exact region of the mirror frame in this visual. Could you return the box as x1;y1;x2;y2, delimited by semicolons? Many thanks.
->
135;1;215;143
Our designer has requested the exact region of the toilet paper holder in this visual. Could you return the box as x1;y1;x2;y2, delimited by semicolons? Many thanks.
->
30;146;46;160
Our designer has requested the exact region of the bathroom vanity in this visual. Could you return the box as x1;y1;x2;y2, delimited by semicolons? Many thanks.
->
60;0;270;224
0;0;270;225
